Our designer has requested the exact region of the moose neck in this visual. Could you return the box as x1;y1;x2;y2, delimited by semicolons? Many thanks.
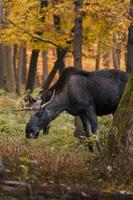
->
45;93;67;123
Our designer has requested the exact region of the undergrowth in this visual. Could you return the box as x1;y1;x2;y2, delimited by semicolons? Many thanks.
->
0;93;133;193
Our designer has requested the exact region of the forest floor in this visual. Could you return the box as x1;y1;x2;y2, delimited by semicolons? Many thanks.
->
0;92;133;199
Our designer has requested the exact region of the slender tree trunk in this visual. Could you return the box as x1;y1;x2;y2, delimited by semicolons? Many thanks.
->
103;51;110;69
0;0;5;178
112;33;121;70
73;0;84;136
0;0;3;23
26;49;39;92
20;46;27;85
25;0;48;92
0;155;5;178
43;47;67;90
107;0;133;159
54;12;66;74
112;48;121;70
95;40;101;70
42;50;48;87
0;0;4;89
13;45;21;95
0;45;4;89
36;72;41;87
73;0;83;68
42;5;67;90
126;27;133;73
43;63;58;90
4;46;15;92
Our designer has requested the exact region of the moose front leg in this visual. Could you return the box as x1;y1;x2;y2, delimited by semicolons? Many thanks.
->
43;125;50;134
80;114;90;138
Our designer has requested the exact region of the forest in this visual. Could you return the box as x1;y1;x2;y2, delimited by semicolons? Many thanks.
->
0;0;133;199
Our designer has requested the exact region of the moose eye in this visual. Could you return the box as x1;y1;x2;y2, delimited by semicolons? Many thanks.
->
36;112;42;118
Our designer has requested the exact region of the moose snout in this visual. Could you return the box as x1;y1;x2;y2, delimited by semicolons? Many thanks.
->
26;124;39;139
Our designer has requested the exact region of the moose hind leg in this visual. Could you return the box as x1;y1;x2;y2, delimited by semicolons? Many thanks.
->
86;106;98;134
86;106;101;151
80;114;90;137
80;114;94;152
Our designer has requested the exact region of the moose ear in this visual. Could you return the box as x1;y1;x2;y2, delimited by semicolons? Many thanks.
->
24;90;37;105
40;90;52;102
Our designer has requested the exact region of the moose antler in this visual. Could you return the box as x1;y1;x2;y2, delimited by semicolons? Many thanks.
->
41;90;55;108
24;90;36;104
13;91;36;112
13;90;55;112
12;106;33;112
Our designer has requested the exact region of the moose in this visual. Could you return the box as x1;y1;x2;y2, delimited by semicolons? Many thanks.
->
21;67;128;139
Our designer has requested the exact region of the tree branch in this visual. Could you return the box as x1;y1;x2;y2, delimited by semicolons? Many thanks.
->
8;19;71;52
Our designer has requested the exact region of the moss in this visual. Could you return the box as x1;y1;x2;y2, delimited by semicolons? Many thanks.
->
108;74;133;152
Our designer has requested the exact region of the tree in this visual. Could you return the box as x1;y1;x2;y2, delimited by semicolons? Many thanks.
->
112;33;121;70
73;0;84;136
13;45;20;95
95;39;101;70
73;0;83;68
42;1;68;90
26;49;40;92
4;46;15;92
0;155;5;178
26;0;48;92
126;1;133;73
103;51;110;69
43;46;67;90
20;46;27;85
0;0;4;89
42;50;48;87
0;45;4;89
107;0;133;159
0;0;5;178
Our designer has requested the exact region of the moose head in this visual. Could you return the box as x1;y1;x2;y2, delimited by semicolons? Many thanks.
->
25;90;55;139
14;90;55;139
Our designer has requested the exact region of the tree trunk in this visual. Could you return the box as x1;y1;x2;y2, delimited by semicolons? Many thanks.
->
25;0;48;92
0;0;3;23
20;46;27;85
1;181;133;200
127;0;133;73
126;26;133;73
112;33;121;70
0;45;4;89
53;12;66;74
43;47;67;90
42;7;67;90
43;63;58;90
0;155;5;178
26;49;39;92
0;1;4;89
107;1;133;159
73;0;83;68
107;75;133;157
103;51;110;69
0;0;5;178
13;45;21;95
4;46;15;92
73;0;84;136
95;40;101;70
112;48;121;70
42;50;48;87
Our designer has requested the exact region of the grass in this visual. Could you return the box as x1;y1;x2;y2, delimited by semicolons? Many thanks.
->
0;93;133;193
